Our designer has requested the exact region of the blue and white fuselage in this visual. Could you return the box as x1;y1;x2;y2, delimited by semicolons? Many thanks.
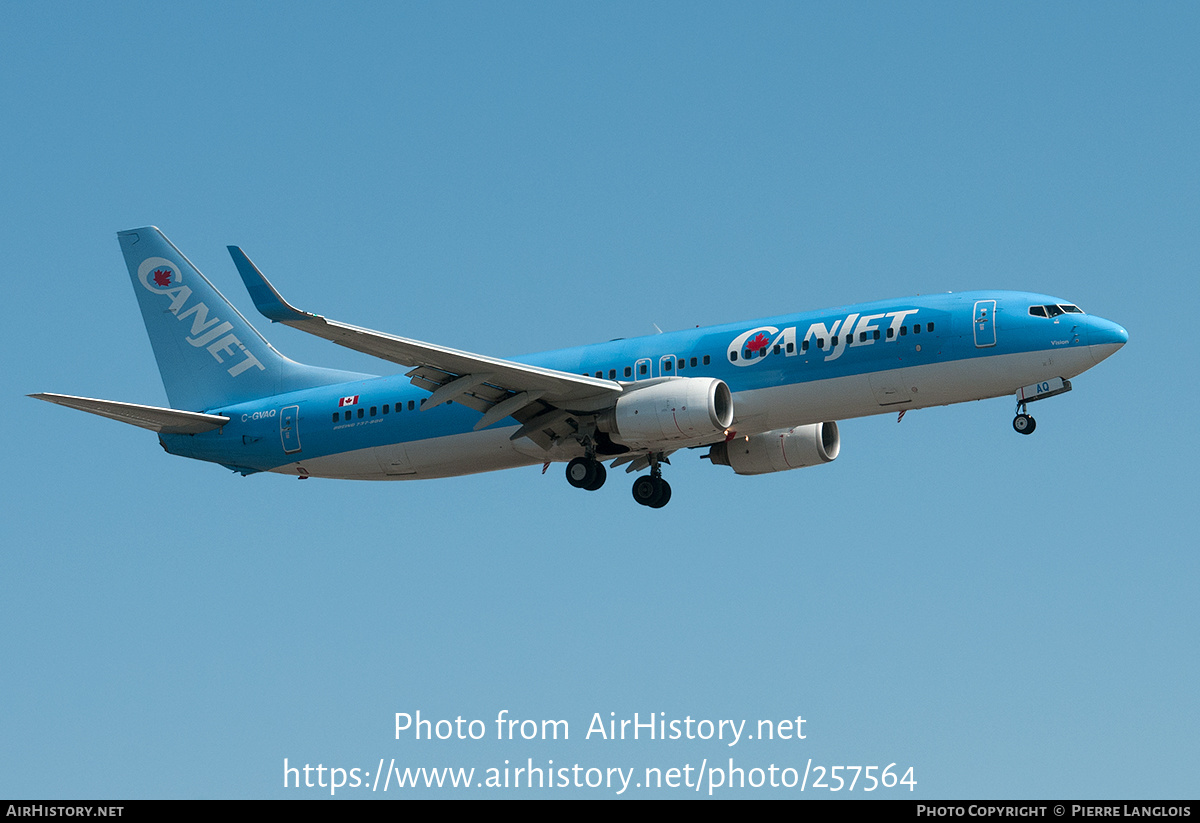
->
33;228;1127;508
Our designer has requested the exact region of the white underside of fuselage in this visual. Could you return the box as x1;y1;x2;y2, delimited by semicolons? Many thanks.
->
276;424;543;481
270;344;1109;481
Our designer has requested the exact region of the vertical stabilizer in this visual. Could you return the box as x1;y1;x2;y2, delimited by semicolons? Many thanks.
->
117;227;367;410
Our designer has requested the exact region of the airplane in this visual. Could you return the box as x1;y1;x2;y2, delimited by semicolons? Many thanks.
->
31;227;1128;508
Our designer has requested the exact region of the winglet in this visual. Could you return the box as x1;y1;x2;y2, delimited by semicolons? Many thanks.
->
227;246;320;324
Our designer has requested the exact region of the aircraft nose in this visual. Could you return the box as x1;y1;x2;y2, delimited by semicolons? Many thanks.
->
1088;316;1128;364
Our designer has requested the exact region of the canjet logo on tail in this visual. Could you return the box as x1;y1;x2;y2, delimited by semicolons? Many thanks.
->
136;256;266;377
727;309;922;365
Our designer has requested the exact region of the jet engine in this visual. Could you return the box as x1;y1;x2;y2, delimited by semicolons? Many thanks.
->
596;378;733;449
706;422;840;475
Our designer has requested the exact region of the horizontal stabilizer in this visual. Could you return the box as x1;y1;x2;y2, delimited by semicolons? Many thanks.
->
29;393;230;434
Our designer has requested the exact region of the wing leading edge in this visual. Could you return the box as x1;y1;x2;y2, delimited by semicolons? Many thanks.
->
227;247;623;448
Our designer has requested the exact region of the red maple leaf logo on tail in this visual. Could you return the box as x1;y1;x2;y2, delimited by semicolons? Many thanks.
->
153;269;173;287
746;332;771;353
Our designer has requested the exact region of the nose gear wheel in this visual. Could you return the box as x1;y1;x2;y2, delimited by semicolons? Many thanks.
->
1013;413;1036;435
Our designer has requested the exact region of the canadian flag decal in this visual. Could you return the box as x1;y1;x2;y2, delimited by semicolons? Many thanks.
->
338;395;359;407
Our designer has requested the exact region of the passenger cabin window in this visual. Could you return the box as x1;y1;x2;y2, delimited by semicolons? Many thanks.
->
624;366;632;377
702;355;710;365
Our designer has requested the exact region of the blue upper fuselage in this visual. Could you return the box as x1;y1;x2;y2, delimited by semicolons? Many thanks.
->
162;290;1127;473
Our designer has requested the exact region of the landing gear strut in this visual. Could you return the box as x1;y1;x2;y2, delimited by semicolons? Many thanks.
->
565;457;606;491
631;453;672;508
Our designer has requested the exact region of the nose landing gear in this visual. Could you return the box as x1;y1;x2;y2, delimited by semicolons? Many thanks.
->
1008;415;1036;434
1013;412;1036;435
1011;378;1071;435
1013;398;1036;435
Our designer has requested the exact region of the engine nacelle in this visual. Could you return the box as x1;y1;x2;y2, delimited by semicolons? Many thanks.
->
597;378;733;448
707;423;840;475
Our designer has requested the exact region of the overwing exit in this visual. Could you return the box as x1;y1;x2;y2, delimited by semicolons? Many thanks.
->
32;228;1128;508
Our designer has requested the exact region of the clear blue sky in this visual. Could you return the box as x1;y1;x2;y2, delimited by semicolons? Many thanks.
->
2;1;1196;799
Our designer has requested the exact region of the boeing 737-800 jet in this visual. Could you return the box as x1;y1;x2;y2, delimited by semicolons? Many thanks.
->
32;227;1128;508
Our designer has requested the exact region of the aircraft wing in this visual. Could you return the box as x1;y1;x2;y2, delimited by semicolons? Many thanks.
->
229;247;623;447
29;393;231;434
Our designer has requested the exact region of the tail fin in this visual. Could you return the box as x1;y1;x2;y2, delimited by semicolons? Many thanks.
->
118;227;368;410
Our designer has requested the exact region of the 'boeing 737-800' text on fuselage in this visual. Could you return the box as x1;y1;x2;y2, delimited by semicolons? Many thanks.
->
32;228;1128;508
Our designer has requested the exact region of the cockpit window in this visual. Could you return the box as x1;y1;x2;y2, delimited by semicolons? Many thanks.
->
1030;304;1084;318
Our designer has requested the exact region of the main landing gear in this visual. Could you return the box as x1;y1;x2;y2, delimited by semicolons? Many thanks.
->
564;448;672;506
631;453;671;508
566;451;672;508
631;475;671;508
565;457;607;491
